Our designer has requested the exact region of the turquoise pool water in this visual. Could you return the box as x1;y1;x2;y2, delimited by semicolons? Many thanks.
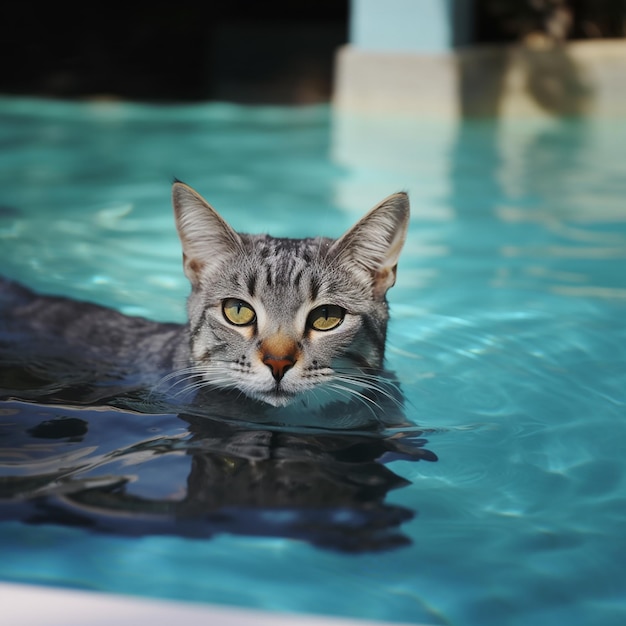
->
1;97;625;625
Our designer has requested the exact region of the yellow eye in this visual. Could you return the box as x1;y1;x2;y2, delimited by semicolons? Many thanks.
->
222;298;256;326
307;304;345;331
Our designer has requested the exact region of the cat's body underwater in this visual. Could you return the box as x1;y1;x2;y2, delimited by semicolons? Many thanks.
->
0;183;411;430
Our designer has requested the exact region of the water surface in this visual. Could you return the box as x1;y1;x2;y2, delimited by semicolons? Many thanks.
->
1;98;625;626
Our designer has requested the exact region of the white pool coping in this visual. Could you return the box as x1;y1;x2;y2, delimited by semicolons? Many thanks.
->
1;582;429;626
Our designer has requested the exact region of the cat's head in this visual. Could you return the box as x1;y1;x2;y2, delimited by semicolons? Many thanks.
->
172;182;409;410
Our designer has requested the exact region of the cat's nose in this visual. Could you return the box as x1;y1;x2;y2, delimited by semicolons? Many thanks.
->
262;354;295;382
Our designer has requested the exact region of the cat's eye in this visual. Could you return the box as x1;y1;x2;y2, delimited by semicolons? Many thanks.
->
222;298;256;326
307;304;345;332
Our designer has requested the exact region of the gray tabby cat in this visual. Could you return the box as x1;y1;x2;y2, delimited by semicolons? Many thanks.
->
0;182;410;429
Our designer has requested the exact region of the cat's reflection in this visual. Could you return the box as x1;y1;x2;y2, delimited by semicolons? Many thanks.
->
1;410;437;552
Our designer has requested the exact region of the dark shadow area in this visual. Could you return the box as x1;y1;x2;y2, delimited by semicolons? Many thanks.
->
0;1;348;104
474;0;626;43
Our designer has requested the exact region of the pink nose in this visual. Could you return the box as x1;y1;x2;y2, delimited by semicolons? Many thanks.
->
262;354;295;382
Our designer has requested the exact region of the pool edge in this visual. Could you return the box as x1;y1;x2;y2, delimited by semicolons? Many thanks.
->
1;582;432;626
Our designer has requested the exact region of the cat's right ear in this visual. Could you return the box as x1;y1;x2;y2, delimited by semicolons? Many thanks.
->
172;182;243;286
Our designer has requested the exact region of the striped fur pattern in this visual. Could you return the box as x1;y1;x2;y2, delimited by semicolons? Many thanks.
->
171;182;410;411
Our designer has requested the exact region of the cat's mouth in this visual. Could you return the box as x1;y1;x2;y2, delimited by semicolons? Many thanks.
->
256;388;298;408
252;380;337;410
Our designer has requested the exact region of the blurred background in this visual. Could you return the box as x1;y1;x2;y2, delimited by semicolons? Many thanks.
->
1;0;625;110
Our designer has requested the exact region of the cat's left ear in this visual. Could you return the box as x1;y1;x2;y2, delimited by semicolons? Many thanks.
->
330;192;410;299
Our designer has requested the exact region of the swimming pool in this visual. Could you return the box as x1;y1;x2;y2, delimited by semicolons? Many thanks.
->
1;97;625;626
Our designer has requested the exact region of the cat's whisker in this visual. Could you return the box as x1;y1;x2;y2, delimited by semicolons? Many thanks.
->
158;364;206;380
149;367;205;402
333;367;402;388
172;375;242;399
336;384;381;408
313;381;345;403
326;381;380;408
155;362;243;399
160;374;200;392
155;367;205;391
166;376;208;398
351;382;403;410
326;383;381;420
332;372;385;392
332;370;404;409
321;383;355;406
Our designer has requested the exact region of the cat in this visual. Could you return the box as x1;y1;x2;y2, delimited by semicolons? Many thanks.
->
0;182;410;430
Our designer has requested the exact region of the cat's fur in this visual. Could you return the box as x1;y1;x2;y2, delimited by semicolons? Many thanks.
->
0;183;410;428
